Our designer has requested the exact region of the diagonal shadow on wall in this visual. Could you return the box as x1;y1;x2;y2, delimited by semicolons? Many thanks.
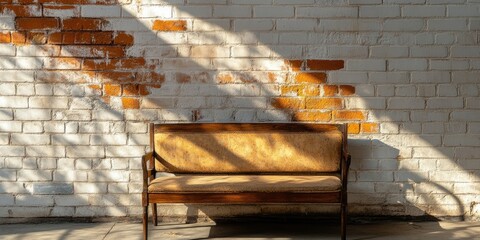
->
0;0;478;224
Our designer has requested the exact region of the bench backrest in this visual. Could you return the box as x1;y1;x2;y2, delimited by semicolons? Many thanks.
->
151;123;347;174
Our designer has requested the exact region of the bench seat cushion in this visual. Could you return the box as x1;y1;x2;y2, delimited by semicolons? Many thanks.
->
148;175;341;193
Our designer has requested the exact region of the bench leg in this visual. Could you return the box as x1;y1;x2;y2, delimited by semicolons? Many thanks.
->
341;203;347;240
143;205;148;240
151;203;158;226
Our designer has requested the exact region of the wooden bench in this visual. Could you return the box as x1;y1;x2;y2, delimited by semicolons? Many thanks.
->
141;123;351;240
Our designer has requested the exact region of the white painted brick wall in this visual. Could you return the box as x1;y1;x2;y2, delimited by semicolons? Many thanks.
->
0;0;479;220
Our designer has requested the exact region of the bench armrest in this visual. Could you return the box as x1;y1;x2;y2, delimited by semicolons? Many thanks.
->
142;152;155;189
341;153;351;187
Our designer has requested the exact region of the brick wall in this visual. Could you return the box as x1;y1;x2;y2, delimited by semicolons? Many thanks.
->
0;0;479;219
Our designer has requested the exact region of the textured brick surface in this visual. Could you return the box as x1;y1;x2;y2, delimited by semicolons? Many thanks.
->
0;0;479;220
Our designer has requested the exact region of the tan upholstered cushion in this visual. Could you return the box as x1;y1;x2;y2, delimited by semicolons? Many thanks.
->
154;131;342;173
148;175;341;193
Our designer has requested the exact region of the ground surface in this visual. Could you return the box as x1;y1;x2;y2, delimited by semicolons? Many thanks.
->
0;221;479;239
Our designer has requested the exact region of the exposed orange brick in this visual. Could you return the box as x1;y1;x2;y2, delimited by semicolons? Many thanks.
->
305;98;342;109
114;32;134;45
97;46;125;58
16;17;59;30
74;32;91;44
123;84;140;96
299;86;320;97
216;72;234;84
272;97;305;109
293;111;332;122
104;84;121;96
0;5;41;17
83;59;109;71
26;32;47;44
47;32;62;44
120;58;146;69
348;123;360;134
295;72;326;84
62;32;75;44
92;32;113;44
88;84;101;90
122;97;140;109
361;123;379;133
323;85;338;97
281;86;297;96
0;32;11;43
98;72;135;82
62;18;104;31
339;85;355;96
333;110;365;121
306;60;344;70
11;32;26;44
281;85;319;97
152;20;187;31
285;59;303;71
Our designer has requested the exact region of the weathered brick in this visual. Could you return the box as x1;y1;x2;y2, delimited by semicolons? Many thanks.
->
26;146;65;158
43;5;80;18
152;20;187;31
361;123;379;133
0;32;11;43
90;134;128;145
33;183;73;195
88;171;130;182
334;110;365;121
121;98;140;109
66;146;105;158
0;169;16;181
81;5;121;17
74;183;107;194
17;170;52;181
11;134;50;145
0;5;42;17
388;98;425;109
0;97;28;108
305;98;343;109
292;111;332;122
62;18;104;30
297;7;358;18
16;17;59;30
106;146;145;158
16;195;54;206
271;97;305;109
294;72;326;84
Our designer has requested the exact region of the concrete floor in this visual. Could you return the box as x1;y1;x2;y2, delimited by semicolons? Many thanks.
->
0;221;479;240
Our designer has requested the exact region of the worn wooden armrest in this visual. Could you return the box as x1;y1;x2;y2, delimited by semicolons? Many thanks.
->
142;152;155;187
341;153;351;189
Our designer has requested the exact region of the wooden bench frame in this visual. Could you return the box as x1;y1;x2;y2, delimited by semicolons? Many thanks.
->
141;123;351;240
